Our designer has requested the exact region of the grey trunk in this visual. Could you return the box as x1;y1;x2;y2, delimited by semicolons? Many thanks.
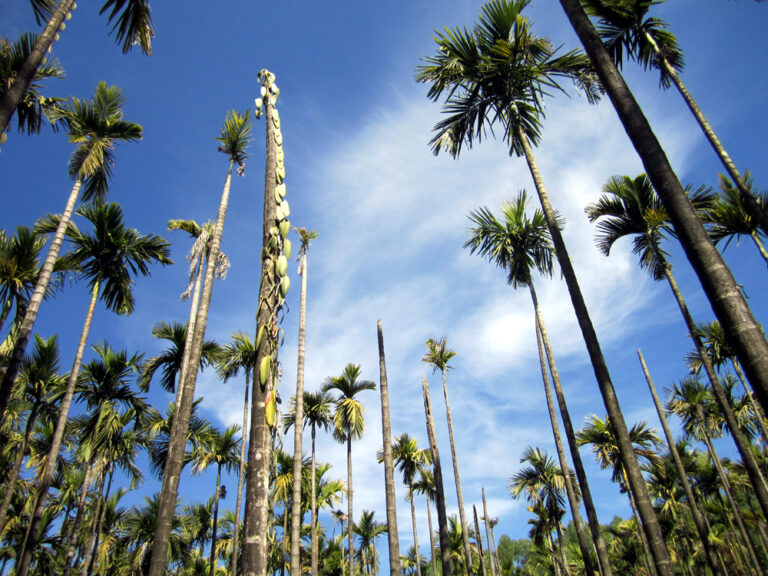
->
231;372;250;576
473;506;487;576
175;255;204;411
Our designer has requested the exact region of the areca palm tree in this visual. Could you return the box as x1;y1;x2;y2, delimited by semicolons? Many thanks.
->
421;336;475;576
0;0;153;138
289;227;317;576
465;191;606;576
16;200;170;576
151;109;251;576
192;424;241;576
557;0;768;434
217;331;257;576
323;363;376;576
586;173;768;520
416;2;675;571
413;468;438;576
0;82;142;423
146;399;213;479
353;510;386;576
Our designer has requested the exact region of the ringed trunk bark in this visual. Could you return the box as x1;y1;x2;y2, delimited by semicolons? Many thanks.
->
347;436;354;576
62;457;96;576
231;372;250;576
481;490;496;576
175;256;204;411
311;429;319;576
426;495;437;576
209;466;222;576
409;485;422;576
473;506;487;576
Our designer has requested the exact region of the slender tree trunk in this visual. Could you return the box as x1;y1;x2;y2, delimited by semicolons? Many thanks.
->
481;490;496;576
409;485;422;576
86;466;114;576
517;125;672;576
149;158;235;576
0;0;74;136
231;372;250;576
290;254;308;576
731;360;768;444
489;523;501;576
80;463;107;576
0;403;38;533
0;178;82;422
530;287;597;576
558;0;768;420
243;75;281;576
210;465;222;576
472;506;487;576
175;256;204;411
17;280;99;576
62;457;96;576
644;32;768;239
422;376;452;576
311;428;319;576
622;478;656;576
281;499;289;576
377;320;402;576
439;368;473;576
347;436;354;576
663;266;768;518
636;349;723;576
426;495;437;576
554;522;572;576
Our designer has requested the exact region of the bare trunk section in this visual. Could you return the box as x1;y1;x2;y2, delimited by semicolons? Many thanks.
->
409;485;422;576
209;465;222;576
80;463;107;576
422;376;452;576
231;371;250;576
517;125;671;575
310;429;319;576
347;436;354;576
426;495;437;576
473;506;487;576
0;178;82;421
175;256;204;411
17;280;99;576
148;161;234;576
377;320;401;576
62;457;96;576
481;490;497;576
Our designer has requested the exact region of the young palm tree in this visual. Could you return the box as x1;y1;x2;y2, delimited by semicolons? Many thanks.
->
217;330;258;576
0;82;142;423
586;173;768;519
556;0;768;427
416;2;673;571
421;337;475;576
376;320;402;576
192;424;241;576
17;201;170;576
465;192;606;576
0;0;153;137
353;510;386;576
323;364;376;576
150;109;251;576
289;227;317;576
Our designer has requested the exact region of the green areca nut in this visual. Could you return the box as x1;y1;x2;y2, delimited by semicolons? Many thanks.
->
283;239;292;260
275;255;288;277
280;275;290;297
279;221;290;238
259;355;271;385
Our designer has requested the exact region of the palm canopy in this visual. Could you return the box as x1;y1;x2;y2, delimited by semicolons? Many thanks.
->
50;82;143;202
36;202;172;315
79;341;147;414
283;389;334;434
580;0;684;88
168;218;230;300
322;363;376;443
191;424;241;476
665;377;733;443
509;447;575;516
415;0;601;158
685;320;734;375
216;330;256;383
377;433;432;488
421;336;456;374
16;334;66;418
216;109;252;174
703;172;768;250
465;190;555;288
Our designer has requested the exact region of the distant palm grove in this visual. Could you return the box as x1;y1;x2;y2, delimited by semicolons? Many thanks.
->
1;0;768;575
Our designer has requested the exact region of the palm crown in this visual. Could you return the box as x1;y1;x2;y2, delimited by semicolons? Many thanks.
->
421;337;456;374
322;363;376;443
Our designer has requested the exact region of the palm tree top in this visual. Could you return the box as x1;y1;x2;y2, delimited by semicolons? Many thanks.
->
322;363;376;442
216;109;252;174
704;171;768;247
294;226;318;259
422;336;456;374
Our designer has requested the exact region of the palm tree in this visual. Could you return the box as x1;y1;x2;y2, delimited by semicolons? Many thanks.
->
465;192;606;576
192;424;241;576
16;201;170;576
0;82;142;423
289;227;316;576
323;363;376;576
421;336;475;576
151;109;251;576
416;3;673;571
353;510;386;576
217;331;258;576
376;320;401;576
586;173;768;520
0;0;154;137
284;389;333;576
556;0;768;431
413;468;438;576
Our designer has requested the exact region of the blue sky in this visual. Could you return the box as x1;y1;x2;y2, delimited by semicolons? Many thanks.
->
2;0;768;566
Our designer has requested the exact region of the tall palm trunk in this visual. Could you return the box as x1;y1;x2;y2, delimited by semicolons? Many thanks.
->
620;474;656;576
85;465;114;576
62;457;97;576
81;462;107;576
517;125;672;576
481;490;497;576
281;499;289;576
636;349;722;576
17;280;99;576
439;366;473;576
376;320;401;576
530;288;597;576
149;159;235;576
422;376;452;576
0;403;39;532
310;426;319;576
558;0;768;420
663;266;768;518
642;32;768;238
531;289;612;576
210;464;223;576
0;0;74;136
408;485;422;576
426;494;437;576
554;522;572;576
243;80;280;576
290;253;308;576
346;435;354;576
231;371;250;576
472;506;487;576
731;360;768;444
176;256;204;411
0;178;82;421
